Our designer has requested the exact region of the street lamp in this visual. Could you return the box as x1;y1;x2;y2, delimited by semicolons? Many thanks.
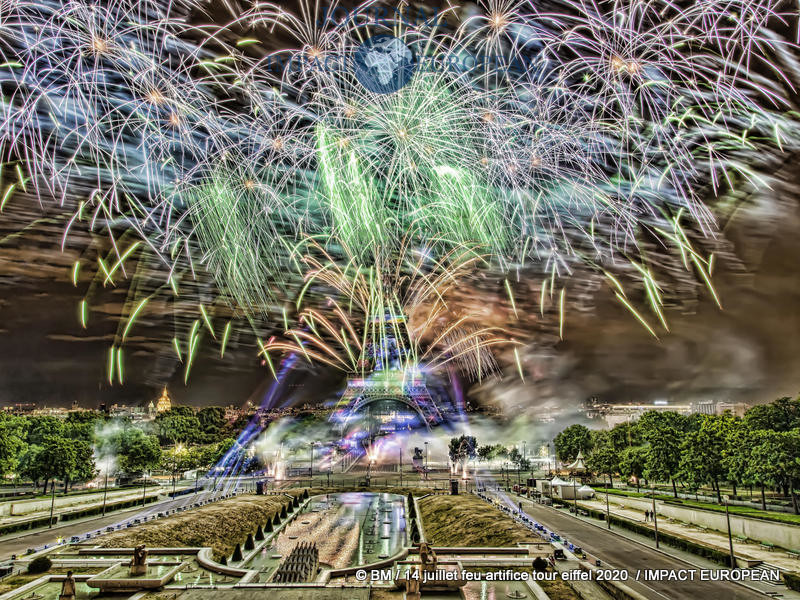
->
651;487;659;549
101;456;111;516
605;473;611;529
141;471;148;507
399;442;403;487
48;479;56;528
522;440;531;476
424;441;429;481
310;442;315;486
172;444;184;498
572;473;578;514
723;495;736;568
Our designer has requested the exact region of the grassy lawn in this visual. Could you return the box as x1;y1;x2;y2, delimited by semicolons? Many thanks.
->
540;576;582;600
671;499;800;526
417;494;539;547
598;488;800;526
99;493;300;560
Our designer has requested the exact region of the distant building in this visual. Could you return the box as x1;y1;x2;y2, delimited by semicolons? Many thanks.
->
695;400;716;415
1;403;36;414
585;399;693;428
224;405;242;422
716;401;749;417
155;386;172;413
30;406;70;417
585;398;750;427
110;404;149;421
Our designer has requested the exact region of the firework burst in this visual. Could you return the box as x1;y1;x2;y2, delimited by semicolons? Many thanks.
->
0;0;798;384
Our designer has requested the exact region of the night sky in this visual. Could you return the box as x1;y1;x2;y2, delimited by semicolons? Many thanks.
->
1;151;798;412
1;0;799;415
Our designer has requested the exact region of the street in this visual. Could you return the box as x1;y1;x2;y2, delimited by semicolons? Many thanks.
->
491;492;767;600
0;486;228;560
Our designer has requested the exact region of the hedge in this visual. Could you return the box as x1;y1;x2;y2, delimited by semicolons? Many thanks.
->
0;515;53;537
60;494;159;522
0;494;161;536
167;488;195;499
552;499;732;566
26;556;52;574
784;572;800;592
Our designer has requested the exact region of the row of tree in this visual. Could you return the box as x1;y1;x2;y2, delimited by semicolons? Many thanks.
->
153;406;246;445
553;396;800;513
0;410;236;494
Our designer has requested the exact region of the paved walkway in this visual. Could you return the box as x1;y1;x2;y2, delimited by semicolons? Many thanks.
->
582;495;800;571
508;493;775;600
0;488;165;526
516;493;800;600
0;486;207;560
488;492;770;600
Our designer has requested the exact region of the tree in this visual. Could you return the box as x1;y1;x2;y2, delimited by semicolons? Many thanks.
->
721;419;750;498
0;414;27;476
196;437;237;469
743;396;800;432
18;445;47;492
508;448;531;471
553;424;591;463
609;421;641;449
477;445;493;463
638;411;687;497
748;429;800;514
162;445;192;481
108;428;162;476
26;416;64;446
678;414;731;503
493;444;509;459
39;438;76;494
62;439;96;494
586;430;619;486
155;410;201;445
618;446;647;492
448;435;477;466
198;407;228;442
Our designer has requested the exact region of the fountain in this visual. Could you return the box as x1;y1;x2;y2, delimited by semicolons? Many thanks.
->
84;547;186;592
129;545;147;576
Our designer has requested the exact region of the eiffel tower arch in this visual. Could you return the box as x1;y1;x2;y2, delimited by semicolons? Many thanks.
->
331;369;446;437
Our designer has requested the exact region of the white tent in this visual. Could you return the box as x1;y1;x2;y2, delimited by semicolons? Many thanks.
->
550;477;571;486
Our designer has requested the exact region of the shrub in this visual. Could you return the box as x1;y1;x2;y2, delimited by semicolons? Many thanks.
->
785;572;800;592
0;516;53;536
231;543;243;562
27;556;52;574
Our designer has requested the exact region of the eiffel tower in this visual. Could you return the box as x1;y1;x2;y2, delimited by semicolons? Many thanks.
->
330;313;450;437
